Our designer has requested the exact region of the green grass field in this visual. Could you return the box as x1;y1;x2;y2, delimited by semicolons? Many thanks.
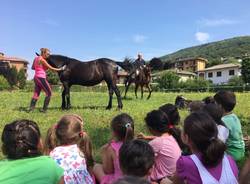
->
0;90;249;160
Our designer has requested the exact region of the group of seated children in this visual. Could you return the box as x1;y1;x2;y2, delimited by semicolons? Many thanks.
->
0;90;248;184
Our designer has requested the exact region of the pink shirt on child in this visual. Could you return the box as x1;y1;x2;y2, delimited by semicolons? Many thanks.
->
149;135;181;181
33;56;48;78
101;141;123;184
176;154;238;184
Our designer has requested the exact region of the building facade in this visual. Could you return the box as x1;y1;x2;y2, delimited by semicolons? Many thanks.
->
197;63;241;84
172;57;207;73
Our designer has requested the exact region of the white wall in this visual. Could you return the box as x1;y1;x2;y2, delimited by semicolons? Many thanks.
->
205;67;241;84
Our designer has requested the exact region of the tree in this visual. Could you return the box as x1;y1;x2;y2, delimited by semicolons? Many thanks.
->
17;68;27;89
242;57;250;84
156;71;180;89
7;67;18;87
149;58;163;71
47;70;60;85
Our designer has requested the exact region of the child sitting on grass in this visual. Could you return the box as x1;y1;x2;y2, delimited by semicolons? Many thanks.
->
173;112;238;184
0;119;64;184
119;139;155;182
93;113;134;184
214;90;245;162
139;110;181;182
50;114;94;184
202;103;229;143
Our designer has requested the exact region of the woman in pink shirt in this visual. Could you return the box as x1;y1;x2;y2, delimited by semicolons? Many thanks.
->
28;48;64;112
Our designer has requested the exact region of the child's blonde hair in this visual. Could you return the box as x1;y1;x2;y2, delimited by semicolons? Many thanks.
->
43;124;58;155
50;114;94;169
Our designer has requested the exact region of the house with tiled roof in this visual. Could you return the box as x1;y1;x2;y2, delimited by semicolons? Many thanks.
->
0;52;28;77
197;63;241;84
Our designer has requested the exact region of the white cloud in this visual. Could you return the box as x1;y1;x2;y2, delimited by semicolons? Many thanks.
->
195;32;210;43
133;34;147;43
198;19;240;27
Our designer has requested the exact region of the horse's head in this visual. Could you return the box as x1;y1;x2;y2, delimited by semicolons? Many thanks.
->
47;55;68;68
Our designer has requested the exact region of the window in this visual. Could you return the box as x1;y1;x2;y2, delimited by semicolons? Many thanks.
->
208;72;213;78
217;71;222;77
229;70;235;76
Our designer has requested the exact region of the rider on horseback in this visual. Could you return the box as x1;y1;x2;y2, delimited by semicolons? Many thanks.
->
126;53;146;84
133;53;146;76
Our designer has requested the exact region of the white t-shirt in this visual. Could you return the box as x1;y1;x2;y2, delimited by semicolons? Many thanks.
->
217;125;229;143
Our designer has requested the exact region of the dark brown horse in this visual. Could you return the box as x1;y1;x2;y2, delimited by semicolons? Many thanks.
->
124;66;152;99
45;54;130;110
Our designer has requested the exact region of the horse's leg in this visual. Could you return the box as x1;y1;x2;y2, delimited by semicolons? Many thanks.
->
135;84;139;99
106;83;114;110
113;84;123;109
141;85;144;99
61;85;66;109
147;84;152;100
124;81;131;99
63;83;71;109
67;85;72;109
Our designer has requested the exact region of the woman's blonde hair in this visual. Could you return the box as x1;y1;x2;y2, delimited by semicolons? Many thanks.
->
40;48;50;55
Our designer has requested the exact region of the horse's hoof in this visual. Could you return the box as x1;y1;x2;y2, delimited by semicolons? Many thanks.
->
106;106;112;110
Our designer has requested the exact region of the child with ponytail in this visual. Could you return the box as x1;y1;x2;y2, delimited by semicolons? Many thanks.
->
139;109;182;183
49;114;94;184
174;112;238;184
93;113;134;184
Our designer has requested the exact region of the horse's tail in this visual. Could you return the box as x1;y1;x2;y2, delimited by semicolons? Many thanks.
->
115;61;132;72
115;62;126;70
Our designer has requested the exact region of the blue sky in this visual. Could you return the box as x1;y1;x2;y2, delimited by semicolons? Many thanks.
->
1;0;250;79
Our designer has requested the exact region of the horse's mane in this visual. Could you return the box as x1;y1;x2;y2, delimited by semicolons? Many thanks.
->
50;54;82;63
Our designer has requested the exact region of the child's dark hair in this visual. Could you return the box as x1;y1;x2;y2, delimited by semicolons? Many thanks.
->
188;101;205;113
202;96;215;104
184;112;226;167
159;103;180;125
145;110;184;150
111;113;134;142
202;103;226;126
56;114;94;169
214;90;236;112
113;176;150;184
119;139;154;177
1;119;41;159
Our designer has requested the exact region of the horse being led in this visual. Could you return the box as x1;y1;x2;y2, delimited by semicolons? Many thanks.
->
124;65;152;99
46;54;128;110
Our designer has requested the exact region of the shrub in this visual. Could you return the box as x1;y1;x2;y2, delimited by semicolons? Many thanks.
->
17;68;27;89
228;76;245;86
7;67;18;87
47;70;60;85
0;75;10;90
156;71;180;89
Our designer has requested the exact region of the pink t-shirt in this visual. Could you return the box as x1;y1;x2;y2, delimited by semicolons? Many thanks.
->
176;154;238;184
33;56;48;78
149;135;181;181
